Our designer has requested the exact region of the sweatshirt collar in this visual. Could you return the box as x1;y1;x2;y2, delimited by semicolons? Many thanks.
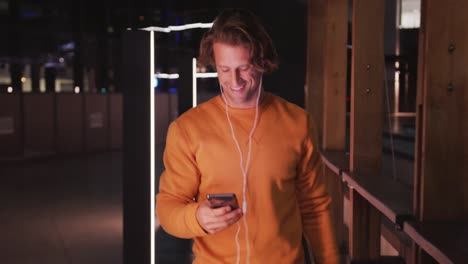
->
214;92;273;115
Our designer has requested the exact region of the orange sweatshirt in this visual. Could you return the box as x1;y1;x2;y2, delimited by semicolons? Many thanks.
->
156;93;339;264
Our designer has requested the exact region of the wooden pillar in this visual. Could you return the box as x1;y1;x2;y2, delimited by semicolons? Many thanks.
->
324;0;348;255
322;0;348;150
306;0;348;149
413;1;468;263
307;0;348;256
323;166;345;255
349;189;381;260
306;0;326;145
413;0;427;228
349;0;384;260
415;0;468;224
350;0;385;174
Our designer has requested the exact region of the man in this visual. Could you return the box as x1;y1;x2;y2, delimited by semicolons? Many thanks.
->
156;9;339;264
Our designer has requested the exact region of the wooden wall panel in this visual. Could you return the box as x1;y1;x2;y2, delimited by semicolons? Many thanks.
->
306;0;327;145
323;0;348;150
348;0;384;260
323;166;345;254
417;0;468;222
350;0;385;174
307;0;349;257
453;0;468;220
349;188;380;259
414;0;427;224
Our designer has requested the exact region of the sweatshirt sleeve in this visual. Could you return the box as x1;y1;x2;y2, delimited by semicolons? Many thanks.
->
296;131;340;264
156;120;208;238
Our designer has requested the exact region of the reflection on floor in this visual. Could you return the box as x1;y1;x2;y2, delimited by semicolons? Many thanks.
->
0;151;194;264
0;114;416;263
0;152;123;264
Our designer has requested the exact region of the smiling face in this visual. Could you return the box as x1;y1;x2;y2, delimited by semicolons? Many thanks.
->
213;42;263;109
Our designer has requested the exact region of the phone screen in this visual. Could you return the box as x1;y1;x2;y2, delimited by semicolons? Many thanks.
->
207;193;239;209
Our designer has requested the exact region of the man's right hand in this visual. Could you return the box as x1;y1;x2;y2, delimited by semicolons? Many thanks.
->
196;200;243;234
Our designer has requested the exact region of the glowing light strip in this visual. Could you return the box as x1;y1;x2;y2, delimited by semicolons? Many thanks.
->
195;72;218;78
192;58;197;107
155;73;179;79
142;22;213;33
192;58;218;108
150;31;156;264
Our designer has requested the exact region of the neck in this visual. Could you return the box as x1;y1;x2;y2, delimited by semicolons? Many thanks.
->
224;90;265;109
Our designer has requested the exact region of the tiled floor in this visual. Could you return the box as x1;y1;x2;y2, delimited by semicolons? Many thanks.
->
0;152;123;264
0;151;194;264
0;135;415;263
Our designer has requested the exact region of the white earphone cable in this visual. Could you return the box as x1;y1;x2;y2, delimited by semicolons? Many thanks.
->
220;76;262;264
235;222;241;264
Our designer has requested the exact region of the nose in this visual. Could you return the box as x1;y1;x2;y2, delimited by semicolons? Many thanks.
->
230;70;244;88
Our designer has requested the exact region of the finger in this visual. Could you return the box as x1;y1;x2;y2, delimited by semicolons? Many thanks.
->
196;201;220;231
208;213;243;234
207;208;241;225
218;208;242;222
211;205;232;216
197;204;241;233
205;209;243;230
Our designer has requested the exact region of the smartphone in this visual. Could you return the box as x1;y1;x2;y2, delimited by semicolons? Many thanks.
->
207;193;239;210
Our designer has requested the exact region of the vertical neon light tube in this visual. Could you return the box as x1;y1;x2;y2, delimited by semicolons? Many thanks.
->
150;31;156;264
192;58;197;108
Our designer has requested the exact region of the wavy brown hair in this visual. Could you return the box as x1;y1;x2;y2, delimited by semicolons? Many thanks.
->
198;9;279;73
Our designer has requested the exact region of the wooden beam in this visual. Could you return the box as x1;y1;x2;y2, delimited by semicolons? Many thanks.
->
307;0;348;257
350;0;385;174
413;0;467;263
348;0;384;260
413;0;427;228
306;0;327;145
343;171;412;226
349;188;380;260
453;0;468;222
323;0;348;150
416;0;468;222
323;166;345;255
